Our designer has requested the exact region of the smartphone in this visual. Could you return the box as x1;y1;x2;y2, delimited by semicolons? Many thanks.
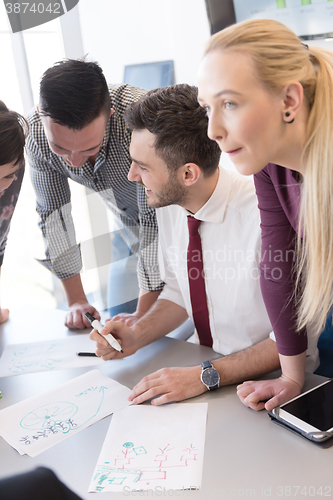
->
268;379;333;443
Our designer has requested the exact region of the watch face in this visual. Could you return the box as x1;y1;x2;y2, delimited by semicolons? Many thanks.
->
202;367;219;387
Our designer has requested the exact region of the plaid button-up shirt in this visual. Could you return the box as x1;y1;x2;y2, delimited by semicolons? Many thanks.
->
26;84;163;292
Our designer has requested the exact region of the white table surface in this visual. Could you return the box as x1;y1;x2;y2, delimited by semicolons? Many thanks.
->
0;306;332;499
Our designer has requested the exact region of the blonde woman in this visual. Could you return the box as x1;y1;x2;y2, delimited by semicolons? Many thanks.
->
197;19;333;411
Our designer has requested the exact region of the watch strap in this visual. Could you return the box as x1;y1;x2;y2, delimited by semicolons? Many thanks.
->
201;360;212;370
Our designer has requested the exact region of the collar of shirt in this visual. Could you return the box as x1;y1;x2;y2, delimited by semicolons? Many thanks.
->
183;167;232;224
267;163;303;184
291;168;303;184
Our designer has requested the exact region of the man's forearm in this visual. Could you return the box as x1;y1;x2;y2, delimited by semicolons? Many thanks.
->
213;337;280;387
127;336;279;406
132;298;189;350
61;274;87;306
136;289;162;316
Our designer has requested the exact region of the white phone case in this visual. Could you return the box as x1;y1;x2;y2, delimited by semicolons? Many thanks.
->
268;379;333;444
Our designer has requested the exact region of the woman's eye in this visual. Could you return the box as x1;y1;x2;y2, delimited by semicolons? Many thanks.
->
224;102;235;110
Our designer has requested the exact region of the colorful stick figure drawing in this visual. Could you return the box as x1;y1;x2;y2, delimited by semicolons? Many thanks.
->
89;403;207;492
92;442;198;490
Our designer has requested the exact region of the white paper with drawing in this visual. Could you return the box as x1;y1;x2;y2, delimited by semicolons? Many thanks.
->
0;370;131;457
89;403;208;493
0;334;104;377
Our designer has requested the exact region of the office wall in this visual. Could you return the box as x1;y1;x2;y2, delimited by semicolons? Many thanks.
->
77;0;211;86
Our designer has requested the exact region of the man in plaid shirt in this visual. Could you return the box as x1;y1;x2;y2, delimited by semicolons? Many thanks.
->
26;59;163;329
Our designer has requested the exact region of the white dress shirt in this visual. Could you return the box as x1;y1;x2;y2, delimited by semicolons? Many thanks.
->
157;167;318;369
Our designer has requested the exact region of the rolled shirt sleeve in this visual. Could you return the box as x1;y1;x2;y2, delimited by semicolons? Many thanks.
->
136;183;163;291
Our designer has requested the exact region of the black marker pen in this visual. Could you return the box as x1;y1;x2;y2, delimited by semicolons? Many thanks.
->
76;352;98;357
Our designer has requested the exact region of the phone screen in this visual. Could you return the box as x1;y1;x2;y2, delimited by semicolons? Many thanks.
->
282;380;333;432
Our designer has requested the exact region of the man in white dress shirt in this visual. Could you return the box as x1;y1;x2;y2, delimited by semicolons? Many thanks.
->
90;84;290;404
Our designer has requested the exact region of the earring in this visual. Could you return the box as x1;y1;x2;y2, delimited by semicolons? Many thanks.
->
285;112;294;124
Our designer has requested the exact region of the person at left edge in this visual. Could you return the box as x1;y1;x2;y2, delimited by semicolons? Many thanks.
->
25;59;163;330
0;101;26;324
0;467;82;500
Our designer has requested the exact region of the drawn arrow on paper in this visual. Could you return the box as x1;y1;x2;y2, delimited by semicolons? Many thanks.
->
20;386;108;433
75;385;108;429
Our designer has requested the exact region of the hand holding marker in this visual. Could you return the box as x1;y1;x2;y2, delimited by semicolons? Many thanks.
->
84;312;123;353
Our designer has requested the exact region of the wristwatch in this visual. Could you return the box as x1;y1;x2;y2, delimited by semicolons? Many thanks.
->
200;360;220;390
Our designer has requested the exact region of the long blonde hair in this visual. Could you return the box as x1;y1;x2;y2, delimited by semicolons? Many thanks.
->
205;19;333;335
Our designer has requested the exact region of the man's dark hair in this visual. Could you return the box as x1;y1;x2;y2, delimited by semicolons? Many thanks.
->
0;101;27;166
39;59;111;130
124;84;221;176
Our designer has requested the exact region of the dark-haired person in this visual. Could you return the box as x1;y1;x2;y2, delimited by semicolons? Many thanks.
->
90;84;320;405
0;467;82;500
26;59;163;330
0;101;26;324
